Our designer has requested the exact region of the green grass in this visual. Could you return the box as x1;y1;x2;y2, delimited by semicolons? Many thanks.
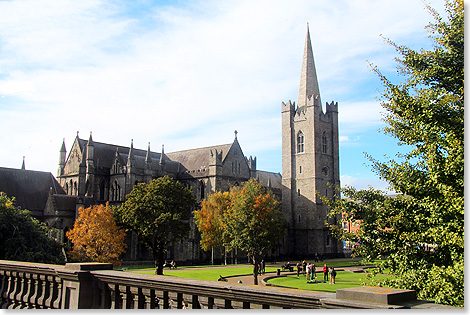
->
126;258;389;293
128;266;278;281
265;271;389;293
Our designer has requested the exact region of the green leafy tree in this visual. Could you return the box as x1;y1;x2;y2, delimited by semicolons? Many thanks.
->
224;179;286;285
0;192;65;265
327;0;463;306
114;176;196;275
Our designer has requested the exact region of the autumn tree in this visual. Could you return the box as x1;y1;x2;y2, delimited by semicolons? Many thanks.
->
66;203;127;266
114;176;196;275
194;190;232;265
326;0;463;306
0;192;65;264
224;179;286;285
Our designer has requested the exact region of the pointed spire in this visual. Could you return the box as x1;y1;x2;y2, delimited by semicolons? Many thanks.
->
21;156;25;170
60;138;66;152
159;144;166;166
298;23;321;108
87;131;93;146
127;139;135;167
145;142;152;164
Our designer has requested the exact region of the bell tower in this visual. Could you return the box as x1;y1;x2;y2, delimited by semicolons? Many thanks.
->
281;24;342;258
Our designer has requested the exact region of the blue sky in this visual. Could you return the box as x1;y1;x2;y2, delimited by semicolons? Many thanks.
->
0;0;446;192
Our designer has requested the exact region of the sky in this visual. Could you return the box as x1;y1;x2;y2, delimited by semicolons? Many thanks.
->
0;0;447;193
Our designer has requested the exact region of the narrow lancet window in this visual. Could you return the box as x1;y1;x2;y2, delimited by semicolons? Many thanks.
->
297;131;305;153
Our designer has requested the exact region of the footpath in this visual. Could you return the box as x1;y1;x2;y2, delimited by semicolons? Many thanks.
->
223;263;369;286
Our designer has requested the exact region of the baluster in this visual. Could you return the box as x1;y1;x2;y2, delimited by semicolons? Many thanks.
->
207;297;215;309
0;270;8;307
18;272;30;308
52;276;62;309
122;285;135;309
112;284;122;309
44;275;55;308
23;273;35;308
1;271;14;308
30;274;42;308
224;299;233;309
37;274;48;308
177;292;183;309
149;289;157;309
191;295;201;309
8;271;20;309
136;287;145;309
162;291;169;309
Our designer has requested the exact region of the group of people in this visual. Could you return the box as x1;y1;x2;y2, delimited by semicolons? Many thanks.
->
293;261;336;284
163;260;177;269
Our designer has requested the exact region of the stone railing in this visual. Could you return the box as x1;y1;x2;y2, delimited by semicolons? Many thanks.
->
0;260;450;309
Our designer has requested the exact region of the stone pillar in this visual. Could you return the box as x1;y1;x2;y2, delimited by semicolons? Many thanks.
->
57;263;113;309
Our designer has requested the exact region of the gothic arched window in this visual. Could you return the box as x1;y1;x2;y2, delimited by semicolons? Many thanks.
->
297;131;304;153
322;132;328;154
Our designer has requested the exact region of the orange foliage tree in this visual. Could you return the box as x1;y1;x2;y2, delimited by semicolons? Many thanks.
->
194;191;232;264
66;203;127;266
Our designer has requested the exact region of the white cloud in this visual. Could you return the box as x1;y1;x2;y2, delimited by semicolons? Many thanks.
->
340;174;394;193
0;0;446;175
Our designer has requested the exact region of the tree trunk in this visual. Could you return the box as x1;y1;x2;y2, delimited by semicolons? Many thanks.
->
252;257;259;285
153;239;165;275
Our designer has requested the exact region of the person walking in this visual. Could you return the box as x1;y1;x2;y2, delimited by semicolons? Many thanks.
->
296;262;301;278
306;263;311;282
311;264;316;281
323;264;329;282
260;259;265;275
302;260;307;275
329;267;337;284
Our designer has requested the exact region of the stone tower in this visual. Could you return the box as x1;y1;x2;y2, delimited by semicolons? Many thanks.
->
281;24;342;258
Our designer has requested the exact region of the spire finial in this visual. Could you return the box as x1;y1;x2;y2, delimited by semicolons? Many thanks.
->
298;22;321;108
21;156;25;170
234;130;238;139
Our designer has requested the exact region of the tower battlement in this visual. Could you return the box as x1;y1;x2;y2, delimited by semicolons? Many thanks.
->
281;100;296;113
326;100;338;113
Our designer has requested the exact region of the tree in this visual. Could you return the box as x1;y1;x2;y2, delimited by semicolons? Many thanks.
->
66;203;127;266
0;192;65;264
327;0;463;306
194;191;232;265
114;176;196;275
224;179;286;285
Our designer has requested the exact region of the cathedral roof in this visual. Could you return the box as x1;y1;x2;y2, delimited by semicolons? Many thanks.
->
0;167;65;214
166;143;232;173
255;170;282;190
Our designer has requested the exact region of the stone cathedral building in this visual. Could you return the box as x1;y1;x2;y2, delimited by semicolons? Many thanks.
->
1;25;342;264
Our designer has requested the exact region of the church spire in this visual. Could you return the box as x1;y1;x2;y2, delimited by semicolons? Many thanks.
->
298;23;321;108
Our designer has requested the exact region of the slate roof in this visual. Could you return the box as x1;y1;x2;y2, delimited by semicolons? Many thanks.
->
0;167;65;213
166;143;232;172
255;170;282;190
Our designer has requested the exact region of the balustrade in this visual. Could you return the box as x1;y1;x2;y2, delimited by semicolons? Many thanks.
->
0;260;445;309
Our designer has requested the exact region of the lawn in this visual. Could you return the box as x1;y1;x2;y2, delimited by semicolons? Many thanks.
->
127;265;278;281
126;258;389;293
265;271;389;293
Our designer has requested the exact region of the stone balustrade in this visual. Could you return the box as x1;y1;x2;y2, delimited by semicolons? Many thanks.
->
0;260;450;309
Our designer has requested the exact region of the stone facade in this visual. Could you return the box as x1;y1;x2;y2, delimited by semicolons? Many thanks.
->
281;24;342;258
53;131;282;264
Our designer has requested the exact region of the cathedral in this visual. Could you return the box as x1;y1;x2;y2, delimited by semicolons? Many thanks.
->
1;25;342;264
